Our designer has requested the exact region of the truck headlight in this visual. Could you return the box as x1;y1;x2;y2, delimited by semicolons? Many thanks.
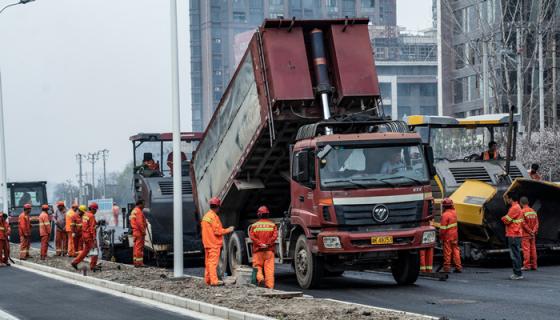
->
323;236;342;249
422;231;436;244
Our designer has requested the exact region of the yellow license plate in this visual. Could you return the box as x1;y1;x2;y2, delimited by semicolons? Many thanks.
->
371;236;393;245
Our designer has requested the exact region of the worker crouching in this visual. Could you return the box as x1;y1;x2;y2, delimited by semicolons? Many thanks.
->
71;202;99;271
440;198;462;273
201;197;234;286
38;204;51;260
249;206;278;289
130;200;147;268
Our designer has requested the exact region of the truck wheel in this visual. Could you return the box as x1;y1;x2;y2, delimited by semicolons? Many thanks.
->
228;231;248;276
391;250;420;285
217;245;228;280
294;235;323;289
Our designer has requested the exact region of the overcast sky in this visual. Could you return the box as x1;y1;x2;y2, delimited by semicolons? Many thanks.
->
0;0;432;190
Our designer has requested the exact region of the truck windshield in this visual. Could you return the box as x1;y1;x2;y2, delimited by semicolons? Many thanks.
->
429;126;509;162
319;144;429;189
134;141;197;177
11;186;47;208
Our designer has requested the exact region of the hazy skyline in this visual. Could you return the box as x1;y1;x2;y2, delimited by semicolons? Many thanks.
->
0;0;432;192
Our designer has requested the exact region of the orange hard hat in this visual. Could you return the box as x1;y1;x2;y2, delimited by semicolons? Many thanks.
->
209;197;221;207
442;198;454;208
89;202;99;210
23;204;32;209
257;206;270;217
56;201;65;207
41;204;49;210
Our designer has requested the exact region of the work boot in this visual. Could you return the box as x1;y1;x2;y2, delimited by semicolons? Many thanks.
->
71;263;78;270
210;280;225;286
509;274;524;280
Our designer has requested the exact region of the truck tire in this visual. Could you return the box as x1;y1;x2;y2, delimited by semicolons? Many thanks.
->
391;250;420;285
294;235;323;289
217;245;228;280
228;231;248;276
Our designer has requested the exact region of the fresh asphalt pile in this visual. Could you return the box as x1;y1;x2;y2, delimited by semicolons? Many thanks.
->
9;245;426;320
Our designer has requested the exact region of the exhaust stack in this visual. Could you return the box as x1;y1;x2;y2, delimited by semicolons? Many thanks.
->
310;28;333;135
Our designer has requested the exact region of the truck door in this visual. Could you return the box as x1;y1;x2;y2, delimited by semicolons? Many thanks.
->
291;149;318;224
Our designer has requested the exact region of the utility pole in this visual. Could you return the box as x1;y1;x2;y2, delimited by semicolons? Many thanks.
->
538;31;545;131
99;149;109;198
552;34;557;130
87;152;99;200
516;26;524;131
482;39;489;114
0;72;8;213
76;153;85;204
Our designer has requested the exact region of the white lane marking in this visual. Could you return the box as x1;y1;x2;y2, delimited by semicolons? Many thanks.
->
0;308;20;320
333;193;423;205
11;264;220;320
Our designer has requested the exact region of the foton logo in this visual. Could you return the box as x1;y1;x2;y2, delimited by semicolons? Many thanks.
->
372;204;389;223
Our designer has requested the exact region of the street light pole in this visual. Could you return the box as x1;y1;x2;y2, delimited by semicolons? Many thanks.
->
0;0;37;213
170;0;183;278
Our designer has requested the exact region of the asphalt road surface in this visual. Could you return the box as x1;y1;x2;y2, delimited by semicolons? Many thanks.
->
0;267;198;320
182;264;560;320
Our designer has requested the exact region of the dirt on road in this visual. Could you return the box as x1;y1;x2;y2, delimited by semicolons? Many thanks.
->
9;245;428;320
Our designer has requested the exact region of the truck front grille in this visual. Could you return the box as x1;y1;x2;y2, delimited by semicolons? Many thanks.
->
159;180;192;195
334;201;423;226
449;167;492;183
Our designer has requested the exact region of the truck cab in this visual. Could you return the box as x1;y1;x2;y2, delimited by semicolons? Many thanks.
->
6;181;48;242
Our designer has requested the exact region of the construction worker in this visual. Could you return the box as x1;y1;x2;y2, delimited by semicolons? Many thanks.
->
201;197;234;286
419;248;434;273
130;200;147;267
54;201;67;256
38;204;51;260
520;196;539;271
440;198;462;273
502;194;524;280
249;206;278;288
528;163;542;181
73;205;87;255
112;202;120;226
0;211;11;266
66;203;78;257
71;202;99;271
481;141;501;160
18;204;32;260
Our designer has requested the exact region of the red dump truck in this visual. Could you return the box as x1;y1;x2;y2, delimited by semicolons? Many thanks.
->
191;19;436;289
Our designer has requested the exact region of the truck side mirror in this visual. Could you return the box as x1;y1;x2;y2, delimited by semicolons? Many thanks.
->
424;145;436;177
296;151;309;183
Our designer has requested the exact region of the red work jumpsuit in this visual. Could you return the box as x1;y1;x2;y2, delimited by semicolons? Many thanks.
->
38;211;51;260
0;217;11;264
201;209;232;285
18;212;31;259
249;219;278;288
440;208;462;272
522;206;539;270
71;212;83;254
72;211;98;270
130;207;147;267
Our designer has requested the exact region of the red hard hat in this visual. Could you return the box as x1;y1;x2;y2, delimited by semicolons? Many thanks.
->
56;201;65;207
71;203;78;208
209;197;221;207
442;198;454;208
23;204;32;209
41;204;49;210
257;206;270;217
89;202;99;210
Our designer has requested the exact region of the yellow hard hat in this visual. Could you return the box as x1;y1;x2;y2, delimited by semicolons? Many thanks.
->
79;205;87;212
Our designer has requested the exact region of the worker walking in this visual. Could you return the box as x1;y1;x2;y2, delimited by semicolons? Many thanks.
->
201;197;234;286
54;201;67;256
249;206;278;288
502;194;524;280
18;204;32;260
130;200;147;268
520;197;539;271
71;202;99;271
38;204;51;260
66;203;78;257
0;212;11;266
73;205;87;255
440;198;462;273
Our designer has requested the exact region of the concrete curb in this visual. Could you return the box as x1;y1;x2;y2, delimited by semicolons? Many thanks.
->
11;258;274;320
324;298;438;320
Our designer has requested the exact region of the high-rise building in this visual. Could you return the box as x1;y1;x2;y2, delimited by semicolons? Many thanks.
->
189;0;397;131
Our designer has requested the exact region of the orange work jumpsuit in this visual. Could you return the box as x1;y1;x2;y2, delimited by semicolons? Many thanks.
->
38;211;51;260
66;209;77;257
249;219;278;288
482;151;500;160
0;217;11;264
440;208;462;272
130;207;147;267
71;213;83;254
522;207;539;270
201;209;232;285
72;211;98;270
18;212;31;259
